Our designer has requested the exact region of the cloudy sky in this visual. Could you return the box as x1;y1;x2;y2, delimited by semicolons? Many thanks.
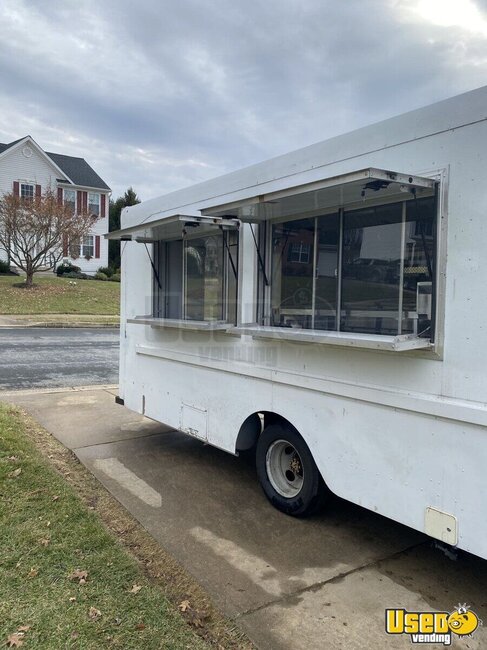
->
0;0;486;201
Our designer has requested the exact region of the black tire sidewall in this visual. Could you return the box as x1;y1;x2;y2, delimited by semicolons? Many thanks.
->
256;424;324;517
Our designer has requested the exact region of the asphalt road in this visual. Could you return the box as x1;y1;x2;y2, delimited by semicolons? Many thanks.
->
0;328;119;390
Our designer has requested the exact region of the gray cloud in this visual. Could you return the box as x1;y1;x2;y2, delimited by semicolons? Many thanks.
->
0;0;486;199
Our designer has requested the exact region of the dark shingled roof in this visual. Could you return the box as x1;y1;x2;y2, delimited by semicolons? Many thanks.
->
46;151;110;191
0;136;110;191
0;137;26;154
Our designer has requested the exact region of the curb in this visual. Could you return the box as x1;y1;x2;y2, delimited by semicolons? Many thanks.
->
0;321;119;329
0;384;119;398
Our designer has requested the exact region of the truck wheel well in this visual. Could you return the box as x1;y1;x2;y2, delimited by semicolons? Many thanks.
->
235;411;299;452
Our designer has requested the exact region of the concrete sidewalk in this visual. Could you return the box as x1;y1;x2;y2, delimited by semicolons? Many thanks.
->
0;314;119;328
3;386;487;650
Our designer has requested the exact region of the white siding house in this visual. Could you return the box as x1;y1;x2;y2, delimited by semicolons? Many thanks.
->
0;136;110;274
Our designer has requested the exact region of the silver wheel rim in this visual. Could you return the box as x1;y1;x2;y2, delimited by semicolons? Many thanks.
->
265;439;304;498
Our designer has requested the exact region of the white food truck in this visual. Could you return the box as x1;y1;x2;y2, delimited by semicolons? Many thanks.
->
108;86;487;560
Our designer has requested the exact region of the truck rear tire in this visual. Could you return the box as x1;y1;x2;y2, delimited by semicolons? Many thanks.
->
256;424;329;517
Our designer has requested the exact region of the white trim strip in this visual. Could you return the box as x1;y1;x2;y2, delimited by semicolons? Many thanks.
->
228;324;431;351
135;343;487;428
106;214;240;241
128;317;230;331
201;167;435;217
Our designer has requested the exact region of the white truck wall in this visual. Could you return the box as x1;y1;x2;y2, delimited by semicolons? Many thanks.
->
118;237;153;401
119;86;487;558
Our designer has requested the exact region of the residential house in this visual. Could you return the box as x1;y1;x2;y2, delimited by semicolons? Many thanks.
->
0;135;110;274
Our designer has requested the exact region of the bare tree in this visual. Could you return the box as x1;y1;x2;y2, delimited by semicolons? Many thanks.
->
0;187;98;287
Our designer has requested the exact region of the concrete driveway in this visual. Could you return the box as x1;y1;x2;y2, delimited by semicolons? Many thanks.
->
4;386;487;650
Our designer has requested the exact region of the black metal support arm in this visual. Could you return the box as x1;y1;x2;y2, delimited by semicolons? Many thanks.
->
143;242;162;290
250;223;269;286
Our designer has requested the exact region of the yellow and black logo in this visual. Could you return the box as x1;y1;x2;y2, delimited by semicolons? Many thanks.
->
385;603;481;645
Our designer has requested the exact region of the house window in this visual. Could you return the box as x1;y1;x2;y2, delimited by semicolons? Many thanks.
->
82;235;94;258
64;189;76;213
88;193;100;216
20;183;34;200
272;218;316;330
69;235;94;259
287;241;311;264
265;196;436;338
154;230;238;322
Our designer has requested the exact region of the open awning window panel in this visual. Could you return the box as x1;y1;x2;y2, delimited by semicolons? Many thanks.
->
106;214;241;242
201;168;437;222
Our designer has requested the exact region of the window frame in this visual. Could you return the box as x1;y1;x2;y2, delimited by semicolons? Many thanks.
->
64;188;76;213
152;228;239;325
81;234;94;259
256;177;443;349
288;241;312;264
88;192;100;217
69;234;94;260
20;183;35;201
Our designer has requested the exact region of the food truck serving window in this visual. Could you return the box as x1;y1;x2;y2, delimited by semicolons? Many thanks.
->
202;168;439;346
153;229;238;323
105;214;240;328
265;196;435;338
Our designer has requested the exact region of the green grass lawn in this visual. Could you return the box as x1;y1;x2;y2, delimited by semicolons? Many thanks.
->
0;275;120;315
0;404;211;649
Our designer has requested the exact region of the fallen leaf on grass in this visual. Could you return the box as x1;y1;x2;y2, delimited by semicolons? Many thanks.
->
52;495;59;502
68;569;88;583
128;584;142;594
6;633;23;647
27;567;38;578
88;607;101;621
186;609;209;628
69;596;77;603
135;623;145;630
178;600;210;628
39;538;50;547
9;468;22;478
